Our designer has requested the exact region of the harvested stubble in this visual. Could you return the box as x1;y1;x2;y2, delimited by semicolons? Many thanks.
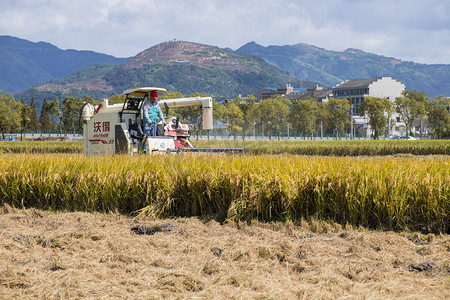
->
0;153;448;233
0;207;449;299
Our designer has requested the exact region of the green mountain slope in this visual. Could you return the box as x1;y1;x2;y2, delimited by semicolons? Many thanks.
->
0;35;128;93
237;42;450;98
18;41;318;110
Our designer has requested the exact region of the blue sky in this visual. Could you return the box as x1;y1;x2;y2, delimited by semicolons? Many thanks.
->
1;0;449;64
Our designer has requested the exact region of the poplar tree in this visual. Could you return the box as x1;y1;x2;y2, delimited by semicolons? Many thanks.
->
427;96;450;139
233;95;256;140
326;98;351;140
223;101;243;140
39;99;53;130
28;97;40;130
18;100;31;140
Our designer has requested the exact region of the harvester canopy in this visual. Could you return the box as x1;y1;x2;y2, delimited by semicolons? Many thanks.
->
121;87;167;97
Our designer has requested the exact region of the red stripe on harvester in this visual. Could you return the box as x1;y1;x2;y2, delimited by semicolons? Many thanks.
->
89;139;108;144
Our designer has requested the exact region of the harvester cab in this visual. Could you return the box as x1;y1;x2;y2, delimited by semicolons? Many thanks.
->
81;87;224;155
118;87;175;152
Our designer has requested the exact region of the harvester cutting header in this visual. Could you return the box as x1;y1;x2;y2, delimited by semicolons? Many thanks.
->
81;87;242;155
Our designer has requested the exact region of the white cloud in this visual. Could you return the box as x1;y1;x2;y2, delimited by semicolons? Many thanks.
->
0;0;449;64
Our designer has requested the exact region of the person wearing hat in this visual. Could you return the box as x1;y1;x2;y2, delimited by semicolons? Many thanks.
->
142;90;165;138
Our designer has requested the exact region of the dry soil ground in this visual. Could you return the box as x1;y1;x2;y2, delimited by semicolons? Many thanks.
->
0;206;449;299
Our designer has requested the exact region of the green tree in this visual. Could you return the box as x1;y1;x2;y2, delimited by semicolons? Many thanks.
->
160;91;184;100
61;96;85;132
402;90;429;137
47;98;61;131
427;96;450;139
108;94;126;105
28;97;40;130
18;100;31;141
212;99;226;127
395;90;429;137
359;96;393;140
0;91;20;140
39;99;53;130
395;96;414;137
223;102;244;140
254;98;274;140
326;98;350;139
257;96;291;140
290;98;319;140
315;102;328;138
233;95;256;140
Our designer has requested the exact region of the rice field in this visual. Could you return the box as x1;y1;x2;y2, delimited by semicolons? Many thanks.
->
1;141;449;298
0;139;449;156
0;153;448;233
196;139;450;156
0;141;82;154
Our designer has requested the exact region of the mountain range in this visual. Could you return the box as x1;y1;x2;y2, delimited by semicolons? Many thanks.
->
1;35;449;112
0;35;127;93
237;42;450;98
13;40;315;110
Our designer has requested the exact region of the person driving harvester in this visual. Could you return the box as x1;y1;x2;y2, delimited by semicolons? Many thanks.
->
142;90;165;137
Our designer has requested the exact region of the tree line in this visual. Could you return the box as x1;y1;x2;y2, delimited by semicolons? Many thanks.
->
0;90;93;140
215;90;449;140
1;89;449;140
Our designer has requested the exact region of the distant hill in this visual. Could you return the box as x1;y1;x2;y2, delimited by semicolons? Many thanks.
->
18;41;319;110
237;42;450;98
0;35;128;93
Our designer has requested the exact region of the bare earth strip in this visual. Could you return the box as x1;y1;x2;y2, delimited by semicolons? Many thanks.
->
0;206;449;299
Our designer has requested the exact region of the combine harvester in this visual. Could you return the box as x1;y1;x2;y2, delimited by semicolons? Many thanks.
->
81;87;243;155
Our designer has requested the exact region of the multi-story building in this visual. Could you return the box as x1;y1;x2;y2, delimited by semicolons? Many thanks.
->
286;85;333;103
254;84;307;101
332;77;406;137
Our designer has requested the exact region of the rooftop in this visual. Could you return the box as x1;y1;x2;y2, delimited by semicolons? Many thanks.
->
287;89;332;101
262;87;307;92
333;77;382;89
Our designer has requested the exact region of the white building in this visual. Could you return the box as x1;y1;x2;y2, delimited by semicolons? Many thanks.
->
332;77;406;137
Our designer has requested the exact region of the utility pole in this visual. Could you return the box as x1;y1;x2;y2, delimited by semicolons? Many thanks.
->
320;121;323;139
388;117;391;138
350;104;354;140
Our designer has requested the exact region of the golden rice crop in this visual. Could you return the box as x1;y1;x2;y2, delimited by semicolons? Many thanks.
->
0;153;448;233
196;140;450;156
0;141;82;154
1;139;449;156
